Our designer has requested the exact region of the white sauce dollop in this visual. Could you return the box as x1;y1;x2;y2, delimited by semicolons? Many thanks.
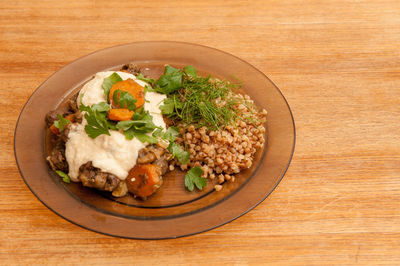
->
65;71;166;182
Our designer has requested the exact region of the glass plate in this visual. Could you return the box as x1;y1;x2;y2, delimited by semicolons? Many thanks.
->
14;42;295;239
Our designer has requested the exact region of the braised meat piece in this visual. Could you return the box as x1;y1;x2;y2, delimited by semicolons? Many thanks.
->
121;63;141;76
78;162;120;192
154;155;169;175
45;93;80;128
45;111;59;127
137;145;165;164
46;140;68;172
112;181;128;197
67;96;79;112
58;123;71;143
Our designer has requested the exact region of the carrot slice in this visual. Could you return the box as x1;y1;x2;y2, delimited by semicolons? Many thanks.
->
108;108;134;121
64;114;75;121
126;164;162;199
109;78;145;108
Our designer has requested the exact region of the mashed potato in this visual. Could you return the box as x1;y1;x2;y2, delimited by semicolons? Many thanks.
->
65;71;166;181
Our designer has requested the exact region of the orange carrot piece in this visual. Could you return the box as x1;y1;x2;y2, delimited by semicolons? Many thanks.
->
108;108;134;121
109;78;145;108
126;164;162;199
64;114;75;122
49;124;59;135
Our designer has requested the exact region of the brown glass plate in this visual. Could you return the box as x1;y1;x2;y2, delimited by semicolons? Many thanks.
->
14;42;295;239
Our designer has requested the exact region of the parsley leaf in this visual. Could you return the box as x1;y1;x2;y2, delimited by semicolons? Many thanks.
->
131;132;158;143
116;110;159;142
113;89;137;111
163;127;179;142
152;127;179;142
115;120;137;131
92;102;111;112
144;85;156;93
136;73;155;84
53;114;71;132
184;167;206;191
160;95;183;116
136;74;157;93
183;65;197;78
160;97;175;115
152;127;185;162
55;170;71;183
152;128;163;138
153;126;187;164
156;65;183;94
168;142;189;165
79;102;111;138
102;72;123;101
116;111;157;132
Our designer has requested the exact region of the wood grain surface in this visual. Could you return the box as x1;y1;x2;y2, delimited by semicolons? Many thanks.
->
1;0;400;264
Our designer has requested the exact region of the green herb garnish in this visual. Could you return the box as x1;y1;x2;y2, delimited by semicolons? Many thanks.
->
91;102;111;112
168;142;189;165
55;170;71;183
102;72;123;101
152;126;188;164
162;127;180;142
116;109;159;142
183;65;197;78
152;126;179;142
156;65;183;94
184;166;206;191
113;89;137;111
79;102;111;138
53;114;71;132
131;132;158;144
136;73;155;84
136;74;157;93
159;95;182;115
158;65;242;130
159;97;175;114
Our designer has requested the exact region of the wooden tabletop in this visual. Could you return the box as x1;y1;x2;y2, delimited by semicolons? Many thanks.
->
2;0;400;264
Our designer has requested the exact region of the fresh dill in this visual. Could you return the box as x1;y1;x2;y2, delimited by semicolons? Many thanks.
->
157;65;246;130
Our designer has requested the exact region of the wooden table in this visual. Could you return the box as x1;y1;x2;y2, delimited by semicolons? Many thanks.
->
1;0;399;264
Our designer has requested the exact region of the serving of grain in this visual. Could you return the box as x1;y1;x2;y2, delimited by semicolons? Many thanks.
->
171;93;267;191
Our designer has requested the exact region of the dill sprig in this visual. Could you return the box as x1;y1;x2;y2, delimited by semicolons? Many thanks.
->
159;66;245;129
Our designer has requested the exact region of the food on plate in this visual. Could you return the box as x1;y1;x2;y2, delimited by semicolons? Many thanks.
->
126;164;163;199
109;78;145;108
46;63;267;200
